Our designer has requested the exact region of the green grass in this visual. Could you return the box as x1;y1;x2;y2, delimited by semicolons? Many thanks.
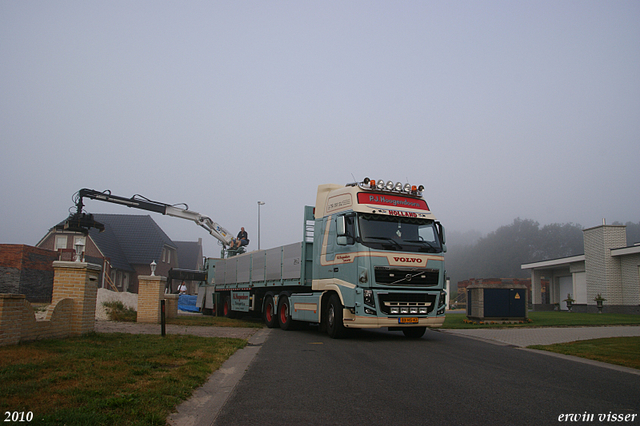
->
442;311;640;329
529;336;640;370
167;314;265;328
0;332;246;425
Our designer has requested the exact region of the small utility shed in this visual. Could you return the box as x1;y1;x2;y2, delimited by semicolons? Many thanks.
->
522;224;640;314
466;280;528;321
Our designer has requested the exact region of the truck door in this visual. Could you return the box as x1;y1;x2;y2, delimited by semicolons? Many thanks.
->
314;216;336;282
335;213;357;280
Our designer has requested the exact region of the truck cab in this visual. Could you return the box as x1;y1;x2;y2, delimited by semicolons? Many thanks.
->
310;179;447;338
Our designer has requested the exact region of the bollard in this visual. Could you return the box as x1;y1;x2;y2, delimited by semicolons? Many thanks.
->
161;299;166;337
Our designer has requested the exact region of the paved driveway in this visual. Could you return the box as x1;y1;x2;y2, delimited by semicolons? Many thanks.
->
441;325;640;347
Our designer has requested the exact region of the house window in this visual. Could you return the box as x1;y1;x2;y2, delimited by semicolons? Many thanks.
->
55;235;67;250
162;247;171;263
122;272;129;292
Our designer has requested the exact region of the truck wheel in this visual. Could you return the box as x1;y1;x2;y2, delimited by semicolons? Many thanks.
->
326;294;346;339
263;295;278;328
278;295;296;330
402;327;426;339
223;296;235;319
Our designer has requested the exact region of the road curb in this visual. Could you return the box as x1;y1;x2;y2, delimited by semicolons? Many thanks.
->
167;328;272;426
517;347;640;376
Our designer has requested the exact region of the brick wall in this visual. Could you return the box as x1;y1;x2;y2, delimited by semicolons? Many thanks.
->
0;261;102;346
18;298;73;342
0;245;58;303
0;294;25;346
620;253;640;306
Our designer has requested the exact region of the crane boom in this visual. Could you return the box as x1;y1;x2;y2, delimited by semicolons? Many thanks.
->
64;188;234;247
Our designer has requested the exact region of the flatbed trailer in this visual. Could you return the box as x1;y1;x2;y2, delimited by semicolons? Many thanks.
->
208;178;447;338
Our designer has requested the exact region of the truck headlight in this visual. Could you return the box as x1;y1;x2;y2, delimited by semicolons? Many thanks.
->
439;291;447;307
363;290;375;308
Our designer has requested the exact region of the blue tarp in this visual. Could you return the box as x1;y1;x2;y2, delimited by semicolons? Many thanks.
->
178;294;199;312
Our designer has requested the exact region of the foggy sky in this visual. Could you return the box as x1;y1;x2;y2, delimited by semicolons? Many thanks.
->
1;1;639;258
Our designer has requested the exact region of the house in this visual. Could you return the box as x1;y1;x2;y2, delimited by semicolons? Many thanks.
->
171;239;204;295
522;224;640;314
37;214;180;293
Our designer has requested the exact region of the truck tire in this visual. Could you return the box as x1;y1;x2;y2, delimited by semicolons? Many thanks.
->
263;294;278;328
223;295;236;319
402;327;426;339
278;295;297;330
326;294;346;339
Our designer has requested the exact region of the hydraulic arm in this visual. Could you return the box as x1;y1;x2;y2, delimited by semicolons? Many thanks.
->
63;189;234;247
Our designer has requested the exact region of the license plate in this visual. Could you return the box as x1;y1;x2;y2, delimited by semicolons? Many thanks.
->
398;317;419;324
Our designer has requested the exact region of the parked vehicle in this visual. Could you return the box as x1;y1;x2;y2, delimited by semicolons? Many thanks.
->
202;178;447;338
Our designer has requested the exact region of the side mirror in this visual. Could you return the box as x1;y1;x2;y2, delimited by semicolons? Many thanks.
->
436;222;446;247
336;214;354;246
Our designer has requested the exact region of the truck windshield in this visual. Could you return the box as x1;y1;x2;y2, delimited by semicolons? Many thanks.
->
357;214;442;253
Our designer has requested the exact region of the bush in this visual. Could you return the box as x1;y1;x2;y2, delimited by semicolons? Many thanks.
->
102;300;137;322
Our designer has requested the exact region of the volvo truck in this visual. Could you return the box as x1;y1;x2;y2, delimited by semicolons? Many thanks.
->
208;177;447;338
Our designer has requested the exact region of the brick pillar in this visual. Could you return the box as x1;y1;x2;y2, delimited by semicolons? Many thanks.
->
584;225;627;305
52;261;101;336
0;294;26;346
164;294;179;319
138;275;167;324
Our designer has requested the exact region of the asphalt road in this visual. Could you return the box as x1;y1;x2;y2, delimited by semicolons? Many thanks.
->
213;327;639;426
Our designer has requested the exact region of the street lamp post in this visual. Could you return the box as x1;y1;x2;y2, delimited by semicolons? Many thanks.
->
257;201;265;250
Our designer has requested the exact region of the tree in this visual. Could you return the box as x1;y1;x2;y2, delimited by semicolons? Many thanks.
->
446;219;584;285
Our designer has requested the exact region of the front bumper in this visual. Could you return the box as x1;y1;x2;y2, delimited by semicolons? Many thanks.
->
342;310;445;329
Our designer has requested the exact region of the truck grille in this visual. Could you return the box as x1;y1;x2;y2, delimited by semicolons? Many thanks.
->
377;293;437;315
374;267;439;286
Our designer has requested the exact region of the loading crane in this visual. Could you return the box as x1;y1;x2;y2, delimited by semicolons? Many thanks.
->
63;188;238;255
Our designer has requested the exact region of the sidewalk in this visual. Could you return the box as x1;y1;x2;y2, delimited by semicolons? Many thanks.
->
441;325;640;347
